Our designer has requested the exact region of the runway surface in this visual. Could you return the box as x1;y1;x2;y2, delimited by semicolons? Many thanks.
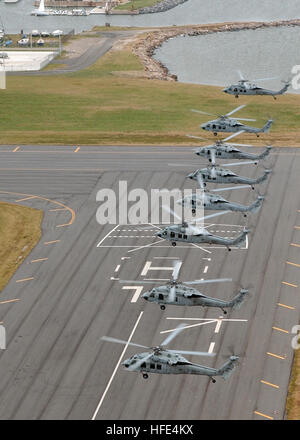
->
0;145;299;420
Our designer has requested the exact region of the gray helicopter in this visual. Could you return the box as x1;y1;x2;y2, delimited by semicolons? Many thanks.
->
223;71;290;99
178;173;263;217
101;324;239;382
156;207;248;251
120;260;248;313
186;162;271;189
191;105;273;137
188;131;272;162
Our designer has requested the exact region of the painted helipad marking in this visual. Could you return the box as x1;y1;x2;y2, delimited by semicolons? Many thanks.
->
254;410;274;420
44;240;60;245
0;299;20;305
31;257;48;263
286;261;300;268
267;352;286;360
290;243;300;248
16;277;34;283
74;147;80;153
122;286;144;303
208;342;215;353
203;265;208;274
272;326;289;334
277;303;295;310
282;281;298;288
115;265;120;272
13;146;20;152
260;380;279;389
97;224;119;247
15;195;36;203
91;311;144;420
160;320;216;334
49;208;67;212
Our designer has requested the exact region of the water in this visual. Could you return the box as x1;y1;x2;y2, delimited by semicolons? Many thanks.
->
154;25;300;93
1;0;300;34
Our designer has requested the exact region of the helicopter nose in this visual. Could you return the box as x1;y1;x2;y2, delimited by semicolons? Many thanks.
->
223;88;228;93
122;359;130;368
142;292;149;300
201;123;206;130
186;173;194;180
156;231;162;237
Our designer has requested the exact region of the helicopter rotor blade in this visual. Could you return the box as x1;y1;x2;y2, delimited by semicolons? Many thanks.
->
168;349;215;357
237;70;245;81
235;118;256;122
194;210;231;223
210;185;251;192
222;131;245;142
210;149;216;166
191;109;216;117
196;173;205;190
160;323;187;347
101;336;149;350
172;260;182;282
127;352;153;372
169;285;176;303
119;279;162;285
227;143;254;147
186;134;208;141
225;104;246;117
253;76;279;82
183;278;232;285
224;160;258;167
162;205;182;222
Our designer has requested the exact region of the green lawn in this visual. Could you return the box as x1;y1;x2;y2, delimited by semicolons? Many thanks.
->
116;0;162;11
2;37;300;145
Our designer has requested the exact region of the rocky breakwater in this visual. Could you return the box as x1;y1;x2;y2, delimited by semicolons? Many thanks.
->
139;0;189;14
132;19;300;81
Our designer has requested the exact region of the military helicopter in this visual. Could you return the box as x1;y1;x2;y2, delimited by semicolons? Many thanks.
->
187;131;272;162
191;105;273;137
186;162;271;189
223;71;290;99
120;260;248;313
156;207;248;251
101;324;239;382
178;173;264;217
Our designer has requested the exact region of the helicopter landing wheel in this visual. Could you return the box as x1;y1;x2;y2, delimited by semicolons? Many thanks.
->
172;242;177;247
251;186;255;190
160;305;166;311
143;373;149;379
256;134;260;138
214;133;217;136
222;309;227;314
211;378;216;383
228;248;231;252
235;95;238;99
244;214;247;218
192;209;196;215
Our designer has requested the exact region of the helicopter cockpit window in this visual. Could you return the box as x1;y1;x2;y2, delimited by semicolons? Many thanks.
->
150;363;155;369
170;232;175;238
162;231;167;235
157;364;162;370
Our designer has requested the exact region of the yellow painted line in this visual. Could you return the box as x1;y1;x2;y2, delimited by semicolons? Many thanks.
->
272;326;289;334
290;243;300;248
254;411;274;420
0;299;20;305
282;281;298;288
74;147;80;153
277;302;295;310
0;191;75;227
267;352;286;360
295;226;300;230
49;208;67;212
13;146;20;152
16;277;34;283
286;261;300;268
15;195;36;203
56;223;71;228
260;380;280;389
44;240;60;245
31;258;48;263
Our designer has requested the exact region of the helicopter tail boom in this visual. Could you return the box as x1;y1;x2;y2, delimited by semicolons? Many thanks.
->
260;119;273;133
217;355;239;379
226;289;248;310
257;146;272;160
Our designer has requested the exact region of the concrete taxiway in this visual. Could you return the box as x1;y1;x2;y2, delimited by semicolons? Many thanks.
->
0;145;299;420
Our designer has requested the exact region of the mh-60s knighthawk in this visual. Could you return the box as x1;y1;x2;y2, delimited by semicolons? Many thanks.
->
191;105;273;137
156;207;248;251
187;131;272;163
120;260;248;313
178;173;264;216
101;324;239;383
186;162;271;189
223;71;290;99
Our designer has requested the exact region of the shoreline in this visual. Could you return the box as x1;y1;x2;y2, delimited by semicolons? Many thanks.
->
131;19;300;81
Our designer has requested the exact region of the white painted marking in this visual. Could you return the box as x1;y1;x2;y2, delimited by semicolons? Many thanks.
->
161;320;217;334
110;277;119;281
122;286;144;303
203;266;208;274
91;311;144;420
115;265;120;273
97;224;119;247
121;257;131;260
141;260;181;277
208;342;215;353
214;317;223;333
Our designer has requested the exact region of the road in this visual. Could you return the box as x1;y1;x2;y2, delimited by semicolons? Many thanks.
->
0;145;299;420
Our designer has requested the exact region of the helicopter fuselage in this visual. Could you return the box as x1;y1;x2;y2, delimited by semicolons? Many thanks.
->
188;168;268;186
195;145;271;162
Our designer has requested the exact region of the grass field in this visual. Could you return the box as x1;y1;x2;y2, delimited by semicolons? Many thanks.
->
0;203;42;292
286;348;300;419
2;34;300;146
116;0;161;11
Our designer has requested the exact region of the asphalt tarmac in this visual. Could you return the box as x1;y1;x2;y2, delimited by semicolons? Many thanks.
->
0;145;299;420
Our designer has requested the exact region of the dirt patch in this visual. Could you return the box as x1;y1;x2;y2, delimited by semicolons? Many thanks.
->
63;37;102;59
